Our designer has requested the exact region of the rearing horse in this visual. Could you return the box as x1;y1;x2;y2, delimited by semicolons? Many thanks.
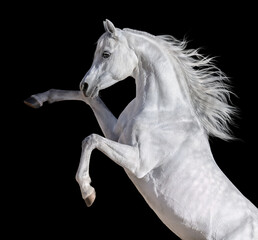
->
25;20;258;239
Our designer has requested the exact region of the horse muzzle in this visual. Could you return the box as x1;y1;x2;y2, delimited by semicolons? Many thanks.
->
80;81;99;98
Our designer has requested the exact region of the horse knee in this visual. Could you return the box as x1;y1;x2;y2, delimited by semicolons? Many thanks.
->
133;164;150;178
82;134;98;148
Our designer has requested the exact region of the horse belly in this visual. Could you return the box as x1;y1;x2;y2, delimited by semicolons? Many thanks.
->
124;167;208;240
125;159;258;240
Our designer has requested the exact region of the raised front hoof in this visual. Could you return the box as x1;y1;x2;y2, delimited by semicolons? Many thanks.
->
24;96;41;109
84;190;96;207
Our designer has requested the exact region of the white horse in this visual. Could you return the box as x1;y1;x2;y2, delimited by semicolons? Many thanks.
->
25;20;258;239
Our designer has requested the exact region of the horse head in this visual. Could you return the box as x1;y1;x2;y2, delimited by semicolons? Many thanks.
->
80;20;138;98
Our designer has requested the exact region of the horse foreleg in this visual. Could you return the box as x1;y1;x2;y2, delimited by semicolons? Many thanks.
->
24;89;86;108
75;133;143;207
88;97;118;141
25;90;118;140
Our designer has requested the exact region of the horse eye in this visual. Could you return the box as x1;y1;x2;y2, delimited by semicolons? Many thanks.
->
102;51;111;59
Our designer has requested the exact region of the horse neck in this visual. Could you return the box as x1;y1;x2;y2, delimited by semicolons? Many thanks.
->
130;36;192;117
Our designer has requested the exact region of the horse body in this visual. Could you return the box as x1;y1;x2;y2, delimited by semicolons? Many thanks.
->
128;159;258;239
24;20;258;239
113;30;258;238
115;95;258;239
126;132;258;238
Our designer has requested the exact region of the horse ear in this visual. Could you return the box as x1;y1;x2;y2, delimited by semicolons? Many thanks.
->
103;19;117;38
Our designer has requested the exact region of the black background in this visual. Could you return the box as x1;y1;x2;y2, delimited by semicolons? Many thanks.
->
7;2;257;239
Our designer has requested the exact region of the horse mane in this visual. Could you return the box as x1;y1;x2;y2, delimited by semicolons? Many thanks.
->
123;28;237;140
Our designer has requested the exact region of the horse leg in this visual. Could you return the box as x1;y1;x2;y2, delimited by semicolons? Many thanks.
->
24;89;86;108
75;137;96;207
75;133;145;207
25;90;118;140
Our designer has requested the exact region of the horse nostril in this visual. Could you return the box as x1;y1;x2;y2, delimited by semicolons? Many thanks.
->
81;82;90;97
83;82;89;92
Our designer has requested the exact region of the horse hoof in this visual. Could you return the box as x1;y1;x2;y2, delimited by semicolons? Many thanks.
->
24;96;41;109
84;190;96;207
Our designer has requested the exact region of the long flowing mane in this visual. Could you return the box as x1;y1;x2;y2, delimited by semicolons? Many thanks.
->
124;28;237;140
